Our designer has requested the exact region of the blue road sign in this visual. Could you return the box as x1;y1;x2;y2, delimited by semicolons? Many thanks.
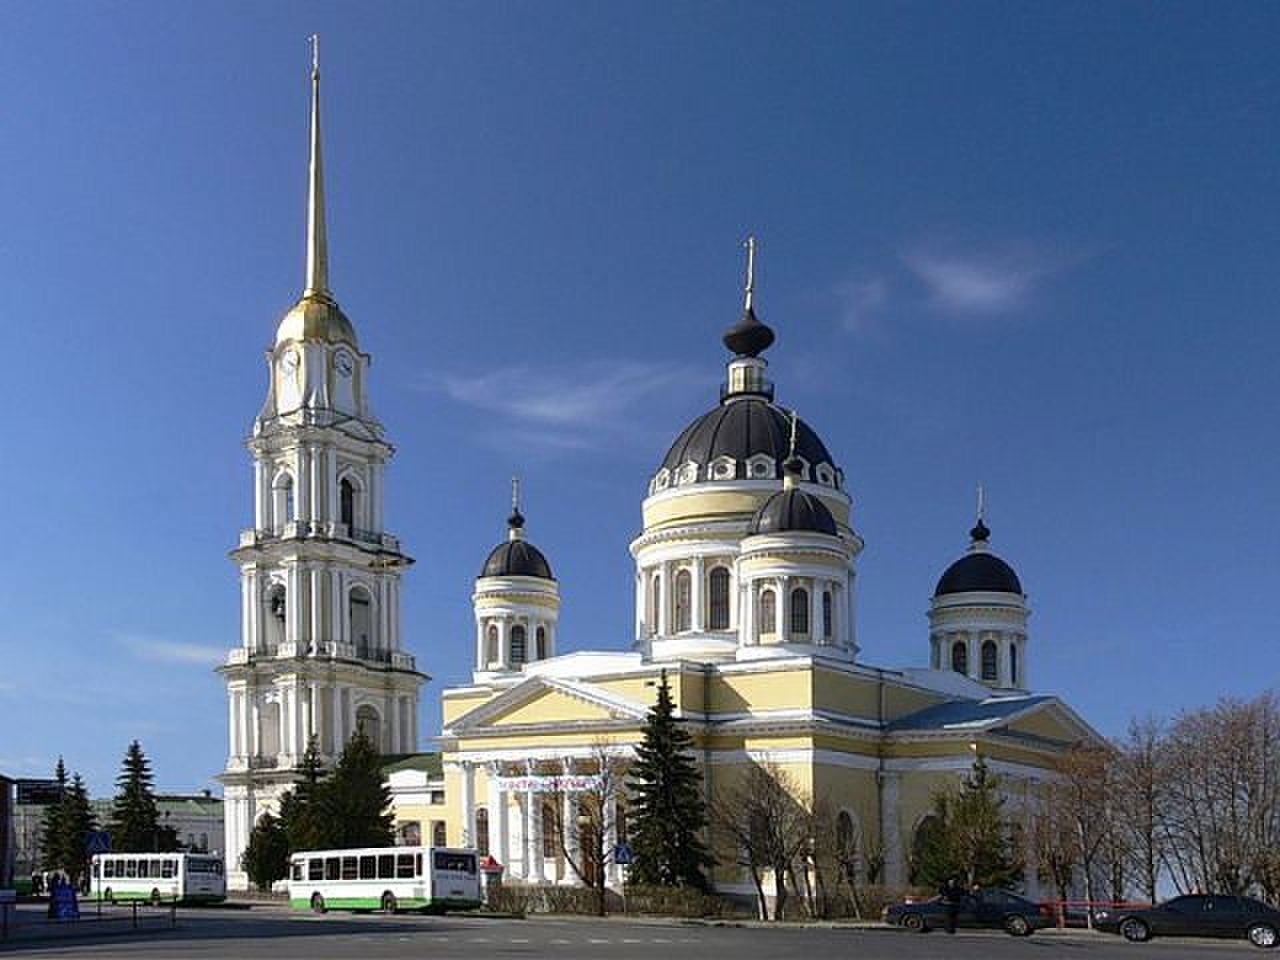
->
85;831;111;855
613;842;634;865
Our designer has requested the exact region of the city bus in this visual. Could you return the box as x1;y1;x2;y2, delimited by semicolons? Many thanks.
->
90;852;226;904
288;846;480;913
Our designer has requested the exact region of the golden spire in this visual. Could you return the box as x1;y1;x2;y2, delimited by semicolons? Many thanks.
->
304;34;329;298
743;235;757;312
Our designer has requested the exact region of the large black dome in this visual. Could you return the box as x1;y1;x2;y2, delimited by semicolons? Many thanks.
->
934;550;1022;596
658;397;836;483
750;488;838;536
481;540;554;580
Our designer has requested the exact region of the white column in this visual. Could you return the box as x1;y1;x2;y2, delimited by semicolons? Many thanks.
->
605;798;620;886
310;568;323;653
779;576;791;640
492;777;509;867
330;685;342;752
345;690;356;745
968;633;979;680
460;762;475;846
388;694;400;754
497;621;509;670
522;793;535;880
475;619;486;670
657;563;670;635
530;790;544;880
634;571;644;643
253;459;266;530
326;448;339;535
691;556;705;632
296;447;311;523
880;771;904;886
240;689;252;758
563;793;579;885
247;572;261;650
250;694;261;758
309;444;322;526
308;682;320;746
809;580;820;643
228;693;239;758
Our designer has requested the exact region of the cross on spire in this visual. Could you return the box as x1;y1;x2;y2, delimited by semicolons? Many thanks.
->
743;235;757;311
508;476;525;540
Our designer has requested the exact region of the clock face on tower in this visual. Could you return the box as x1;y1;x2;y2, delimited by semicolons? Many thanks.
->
334;350;353;377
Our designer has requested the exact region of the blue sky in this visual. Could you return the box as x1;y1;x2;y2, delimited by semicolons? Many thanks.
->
2;2;1277;797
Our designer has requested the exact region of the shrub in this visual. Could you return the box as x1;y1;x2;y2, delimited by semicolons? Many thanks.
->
622;884;739;918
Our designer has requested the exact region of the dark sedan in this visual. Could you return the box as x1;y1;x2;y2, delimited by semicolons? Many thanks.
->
884;888;1050;936
1096;894;1280;948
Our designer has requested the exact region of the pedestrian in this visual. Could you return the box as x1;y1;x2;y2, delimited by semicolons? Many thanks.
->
940;876;965;934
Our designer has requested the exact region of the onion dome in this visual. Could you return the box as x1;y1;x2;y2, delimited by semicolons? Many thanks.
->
934;519;1023;596
480;483;555;580
749;453;838;535
276;294;358;347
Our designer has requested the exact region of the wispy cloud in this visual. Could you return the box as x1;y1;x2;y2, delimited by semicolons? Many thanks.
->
0;680;15;696
425;360;708;451
902;249;1056;314
119;635;224;666
836;277;889;333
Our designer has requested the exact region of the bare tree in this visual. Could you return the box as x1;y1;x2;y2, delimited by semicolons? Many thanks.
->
1114;716;1166;903
1054;745;1116;926
545;741;630;916
711;762;810;920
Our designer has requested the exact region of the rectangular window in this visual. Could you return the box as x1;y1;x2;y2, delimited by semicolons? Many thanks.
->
415;854;422;877
291;862;302;882
341;857;358;880
151;859;163;878
359;856;376;880
396;854;415;879
433;852;476;875
378;854;395;879
308;859;323;882
92;862;100;879
324;857;340;881
162;860;176;879
125;860;137;879
104;861;115;879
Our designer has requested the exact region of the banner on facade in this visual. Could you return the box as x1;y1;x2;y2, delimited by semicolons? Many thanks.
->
493;775;602;794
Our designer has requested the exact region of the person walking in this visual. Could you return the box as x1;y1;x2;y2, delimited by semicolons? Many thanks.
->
940;877;965;934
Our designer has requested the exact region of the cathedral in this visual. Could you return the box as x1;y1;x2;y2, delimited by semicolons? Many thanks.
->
219;53;1101;896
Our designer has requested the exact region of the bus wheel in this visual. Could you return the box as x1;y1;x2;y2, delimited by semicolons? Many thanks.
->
381;892;397;914
310;893;326;914
150;889;162;907
104;888;115;904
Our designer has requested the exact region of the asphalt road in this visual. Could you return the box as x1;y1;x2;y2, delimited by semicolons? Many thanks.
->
2;905;1269;959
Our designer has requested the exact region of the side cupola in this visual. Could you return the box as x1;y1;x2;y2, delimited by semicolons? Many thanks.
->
735;419;858;662
473;480;560;678
928;500;1030;690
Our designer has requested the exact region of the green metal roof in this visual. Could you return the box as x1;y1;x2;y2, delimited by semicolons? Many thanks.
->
380;752;443;778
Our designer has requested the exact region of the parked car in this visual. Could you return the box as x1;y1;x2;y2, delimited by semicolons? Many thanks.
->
884;888;1050;936
1095;894;1280;948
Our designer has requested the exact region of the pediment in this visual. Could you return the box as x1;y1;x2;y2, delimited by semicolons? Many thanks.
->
446;676;648;734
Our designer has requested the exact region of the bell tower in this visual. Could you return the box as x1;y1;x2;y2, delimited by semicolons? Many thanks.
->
217;40;427;890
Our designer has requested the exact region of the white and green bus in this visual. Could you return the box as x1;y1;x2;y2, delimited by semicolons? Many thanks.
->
89;853;226;904
288;847;481;913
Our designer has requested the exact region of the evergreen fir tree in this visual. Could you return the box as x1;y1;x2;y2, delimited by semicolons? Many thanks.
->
57;774;97;884
108;740;162;852
627;671;713;889
279;736;328;853
39;758;68;873
912;757;1021;889
312;730;394;849
242;813;291;892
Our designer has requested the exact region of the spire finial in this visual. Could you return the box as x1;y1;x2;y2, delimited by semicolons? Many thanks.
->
303;34;329;298
722;233;775;360
507;476;525;541
970;484;990;544
782;409;804;489
743;235;757;312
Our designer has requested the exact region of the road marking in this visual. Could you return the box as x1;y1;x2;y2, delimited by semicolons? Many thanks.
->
510;938;530;943
622;937;643;943
652;937;672;943
551;938;572;944
588;937;611;943
469;937;491;943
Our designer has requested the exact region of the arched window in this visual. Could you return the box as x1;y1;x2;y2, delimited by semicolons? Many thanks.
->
1010;643;1019;687
674;569;692;632
265;584;286;652
822;590;833;641
475;808;489;856
909;815;942;884
485;625;498;666
951;640;968;674
542;800;560;858
536;626;548;660
708;567;730;631
349;587;373;658
340;478;356;530
272;471;295;530
790;587;809;637
432;821;447;847
355;704;381;750
981;640;998;681
510;625;527;665
759;589;777;635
